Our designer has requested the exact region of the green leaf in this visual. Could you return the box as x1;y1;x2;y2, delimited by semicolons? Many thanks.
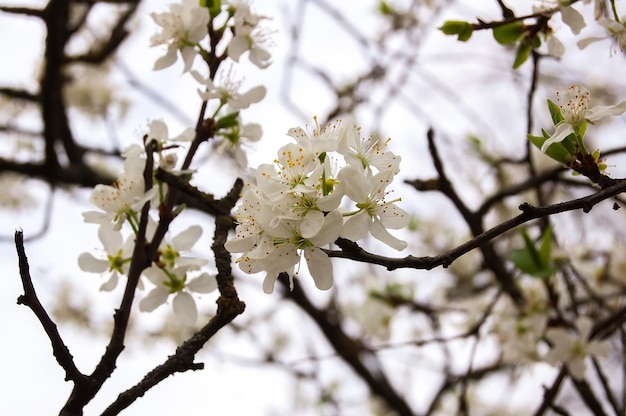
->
215;112;240;129
439;20;473;41
493;22;525;45
512;41;532;68
531;34;541;48
378;0;395;16
527;133;574;164
538;226;552;266
201;0;222;18
547;99;564;126
468;135;495;164
509;227;556;279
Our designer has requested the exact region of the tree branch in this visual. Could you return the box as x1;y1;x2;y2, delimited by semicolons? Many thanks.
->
328;179;626;271
14;230;84;383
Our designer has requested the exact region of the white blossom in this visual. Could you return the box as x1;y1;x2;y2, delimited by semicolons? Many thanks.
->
78;225;136;291
147;119;195;143
338;166;409;250
545;316;610;379
338;124;400;173
150;0;210;72
541;84;626;152
83;147;156;230
577;18;626;54
227;2;272;68
138;225;215;325
215;120;263;169
226;119;408;293
139;266;217;326
191;70;266;110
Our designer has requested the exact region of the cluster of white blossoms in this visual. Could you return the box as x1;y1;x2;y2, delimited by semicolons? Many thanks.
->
537;84;626;154
78;1;274;325
150;0;271;72
530;1;626;58
79;122;217;326
225;119;409;293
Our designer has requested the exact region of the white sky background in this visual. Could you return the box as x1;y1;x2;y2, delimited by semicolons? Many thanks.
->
2;0;626;414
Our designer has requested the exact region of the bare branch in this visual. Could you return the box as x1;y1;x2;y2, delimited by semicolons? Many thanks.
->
14;230;84;383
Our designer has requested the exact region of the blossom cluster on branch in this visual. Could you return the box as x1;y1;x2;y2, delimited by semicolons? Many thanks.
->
76;0;273;326
225;119;409;293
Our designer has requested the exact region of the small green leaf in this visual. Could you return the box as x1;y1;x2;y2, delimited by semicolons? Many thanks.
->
493;22;525;45
509;228;557;279
468;135;495;164
527;133;574;164
215;112;240;129
538;226;552;266
547;99;564;126
439;20;474;41
378;0;395;16
512;41;532;68
531;34;541;48
201;0;222;18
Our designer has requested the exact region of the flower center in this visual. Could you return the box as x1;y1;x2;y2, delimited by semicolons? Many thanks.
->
558;85;590;126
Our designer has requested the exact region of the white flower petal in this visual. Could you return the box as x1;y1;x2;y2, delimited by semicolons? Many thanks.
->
586;101;626;122
263;272;278;294
100;272;119;292
172;225;202;251
541;123;574;152
338;165;371;202
305;248;333;290
301;210;325;239
173;292;197;325
98;225;123;255
139;287;169;312
547;35;565;58
575;316;593;339
561;6;586;35
249;46;272;68
577;36;606;50
310;210;343;246
153;45;178;70
187;273;217;293
567;358;586;380
379;204;409;229
78;252;109;273
143;266;168;285
340;211;370;242
148;119;168;142
370;219;407;251
227;36;248;61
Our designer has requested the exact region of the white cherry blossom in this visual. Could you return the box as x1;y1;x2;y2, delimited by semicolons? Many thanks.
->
83;147;156;231
545;316;610;379
150;0;210;72
191;70;266;111
78;225;135;291
541;84;626;152
139;266;217;326
338;166;409;250
339;124;400;173
226;120;408;293
227;2;272;68
578;18;626;54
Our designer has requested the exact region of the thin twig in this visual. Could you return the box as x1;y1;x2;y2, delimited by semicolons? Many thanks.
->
14;230;84;383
